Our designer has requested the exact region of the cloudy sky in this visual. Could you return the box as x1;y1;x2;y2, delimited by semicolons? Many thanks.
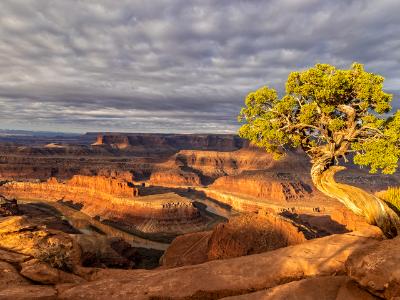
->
0;0;399;133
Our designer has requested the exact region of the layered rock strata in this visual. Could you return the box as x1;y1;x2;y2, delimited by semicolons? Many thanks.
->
0;176;210;236
211;172;313;202
92;133;245;151
149;169;201;186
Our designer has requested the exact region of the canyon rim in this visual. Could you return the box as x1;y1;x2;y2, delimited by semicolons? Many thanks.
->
1;1;400;299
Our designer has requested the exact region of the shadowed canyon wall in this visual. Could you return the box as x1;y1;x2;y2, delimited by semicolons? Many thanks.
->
92;133;245;151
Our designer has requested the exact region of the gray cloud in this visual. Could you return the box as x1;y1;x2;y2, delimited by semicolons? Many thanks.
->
0;0;399;133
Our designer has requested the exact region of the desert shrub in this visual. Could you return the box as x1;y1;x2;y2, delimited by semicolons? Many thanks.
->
378;186;400;213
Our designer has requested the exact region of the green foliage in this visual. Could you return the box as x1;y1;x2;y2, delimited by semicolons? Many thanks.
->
352;112;400;174
238;63;400;174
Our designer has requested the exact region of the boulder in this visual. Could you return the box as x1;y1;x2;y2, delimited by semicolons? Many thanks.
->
20;259;85;285
160;231;211;268
346;236;400;299
207;214;306;260
0;216;81;270
161;214;306;268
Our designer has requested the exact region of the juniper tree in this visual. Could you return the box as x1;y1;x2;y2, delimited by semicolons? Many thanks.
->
238;63;400;237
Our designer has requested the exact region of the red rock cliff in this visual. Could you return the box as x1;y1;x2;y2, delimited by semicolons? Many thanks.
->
211;172;312;203
65;175;138;197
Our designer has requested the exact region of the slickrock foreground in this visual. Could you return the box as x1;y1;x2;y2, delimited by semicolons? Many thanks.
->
57;229;383;299
222;276;379;300
0;196;396;300
346;236;400;299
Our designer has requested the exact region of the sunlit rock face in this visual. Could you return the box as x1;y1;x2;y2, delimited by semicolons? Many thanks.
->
66;175;139;197
161;213;306;268
346;236;400;299
0;176;211;237
211;172;312;203
0;216;81;270
0;175;139;199
56;231;382;299
149;169;201;186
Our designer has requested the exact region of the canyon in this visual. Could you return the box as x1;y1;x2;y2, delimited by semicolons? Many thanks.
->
0;132;399;299
0;175;216;242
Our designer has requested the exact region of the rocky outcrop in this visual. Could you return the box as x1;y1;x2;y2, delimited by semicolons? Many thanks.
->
0;261;30;289
207;214;306;260
173;147;310;178
20;259;85;285
66;175;139;197
0;211;388;299
57;231;381;299
330;206;375;232
0;216;81;270
211;172;313;203
0;195;21;216
0;175;139;199
149;169;201;186
161;214;306;268
0;216;85;299
223;276;379;300
346;236;400;299
160;231;211;268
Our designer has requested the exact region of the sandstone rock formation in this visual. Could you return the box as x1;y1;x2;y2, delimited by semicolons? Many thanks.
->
20;259;85;285
223;276;379;300
0;215;86;299
92;133;245;152
160;230;211;268
0;175;139;198
0;285;58;300
0;177;212;238
0;216;81;270
161;214;306;268
0;208;390;300
57;230;382;299
211;172;313;203
173;147;309;178
207;214;306;260
149;169;201;186
0;261;30;289
0;195;20;216
66;175;139;197
346;236;400;299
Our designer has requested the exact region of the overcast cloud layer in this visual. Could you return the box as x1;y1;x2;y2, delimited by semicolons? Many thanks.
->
0;0;399;133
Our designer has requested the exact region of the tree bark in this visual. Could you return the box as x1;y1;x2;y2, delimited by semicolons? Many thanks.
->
311;163;400;238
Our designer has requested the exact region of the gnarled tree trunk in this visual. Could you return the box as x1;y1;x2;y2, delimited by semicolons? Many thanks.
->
311;162;400;238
